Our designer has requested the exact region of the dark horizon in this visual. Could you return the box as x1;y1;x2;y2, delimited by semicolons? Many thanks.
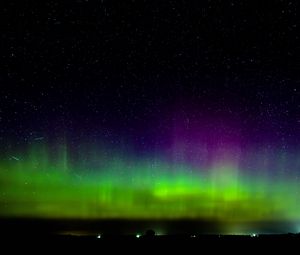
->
1;218;299;237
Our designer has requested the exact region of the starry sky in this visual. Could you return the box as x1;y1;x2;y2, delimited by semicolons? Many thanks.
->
0;0;299;233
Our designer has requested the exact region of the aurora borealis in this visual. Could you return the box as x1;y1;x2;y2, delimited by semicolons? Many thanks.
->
1;132;299;226
1;1;299;235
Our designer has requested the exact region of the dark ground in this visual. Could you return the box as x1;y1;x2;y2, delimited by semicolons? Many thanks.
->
1;218;299;252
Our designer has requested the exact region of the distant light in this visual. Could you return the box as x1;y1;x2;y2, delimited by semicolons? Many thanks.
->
191;235;196;238
136;234;141;238
250;233;258;237
97;234;101;239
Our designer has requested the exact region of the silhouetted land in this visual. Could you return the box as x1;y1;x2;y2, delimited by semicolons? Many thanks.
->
1;218;299;251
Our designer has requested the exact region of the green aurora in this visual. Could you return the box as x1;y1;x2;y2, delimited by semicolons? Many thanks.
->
0;143;300;226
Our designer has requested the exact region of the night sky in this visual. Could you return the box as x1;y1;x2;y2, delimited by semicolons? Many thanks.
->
0;0;299;233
